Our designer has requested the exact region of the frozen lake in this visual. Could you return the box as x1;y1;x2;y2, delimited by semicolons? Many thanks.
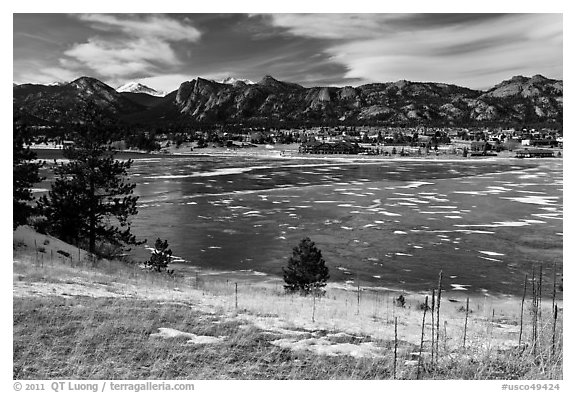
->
121;154;563;296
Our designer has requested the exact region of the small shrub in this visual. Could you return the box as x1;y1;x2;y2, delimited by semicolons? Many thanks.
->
95;241;127;260
394;294;406;307
457;306;473;313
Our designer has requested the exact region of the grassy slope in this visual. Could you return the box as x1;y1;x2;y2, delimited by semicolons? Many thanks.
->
13;226;562;380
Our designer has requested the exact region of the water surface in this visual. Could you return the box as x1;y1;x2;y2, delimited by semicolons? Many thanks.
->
121;154;562;297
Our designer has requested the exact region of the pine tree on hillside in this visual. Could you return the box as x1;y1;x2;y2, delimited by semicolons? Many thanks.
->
283;237;330;295
13;121;43;229
144;238;173;273
38;130;140;255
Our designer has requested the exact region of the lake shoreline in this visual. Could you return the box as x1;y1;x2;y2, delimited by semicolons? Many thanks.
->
30;143;562;164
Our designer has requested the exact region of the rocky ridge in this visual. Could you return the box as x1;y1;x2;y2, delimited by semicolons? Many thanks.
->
13;74;563;126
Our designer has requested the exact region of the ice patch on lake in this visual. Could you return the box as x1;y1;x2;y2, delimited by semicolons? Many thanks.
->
502;196;559;206
144;165;271;179
368;199;382;208
479;251;505;256
518;174;540;179
522;219;546;224
479;256;502;262
515;190;546;195
454;230;495;234
378;211;402;217
420;196;450;202
402;181;434;189
454;221;530;228
487;186;512;192
531;213;562;220
389;197;429;204
453;191;486;196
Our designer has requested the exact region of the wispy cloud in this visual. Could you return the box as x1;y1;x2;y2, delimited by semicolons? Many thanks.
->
263;14;403;39
265;13;563;88
17;66;80;85
64;37;179;77
61;14;202;79
77;14;201;42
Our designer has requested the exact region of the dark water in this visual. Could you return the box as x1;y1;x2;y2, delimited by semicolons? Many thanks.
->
34;150;563;296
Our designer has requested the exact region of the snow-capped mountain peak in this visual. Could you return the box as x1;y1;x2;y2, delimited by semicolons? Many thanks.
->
219;77;255;85
116;82;164;97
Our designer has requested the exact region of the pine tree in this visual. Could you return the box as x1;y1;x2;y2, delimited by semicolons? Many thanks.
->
283;237;329;295
38;130;140;254
13;120;43;229
144;238;173;273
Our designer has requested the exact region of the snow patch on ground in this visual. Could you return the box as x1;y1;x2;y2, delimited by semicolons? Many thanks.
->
270;337;384;358
150;328;225;344
13;281;128;299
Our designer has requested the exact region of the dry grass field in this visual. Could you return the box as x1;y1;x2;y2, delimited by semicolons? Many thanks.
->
13;226;562;380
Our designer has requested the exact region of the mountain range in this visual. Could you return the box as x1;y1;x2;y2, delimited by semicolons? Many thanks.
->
13;74;563;127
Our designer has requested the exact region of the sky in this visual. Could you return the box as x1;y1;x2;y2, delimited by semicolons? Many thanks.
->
13;13;563;93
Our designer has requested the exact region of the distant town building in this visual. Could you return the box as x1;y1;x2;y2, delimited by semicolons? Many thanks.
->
515;148;556;158
300;141;364;155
